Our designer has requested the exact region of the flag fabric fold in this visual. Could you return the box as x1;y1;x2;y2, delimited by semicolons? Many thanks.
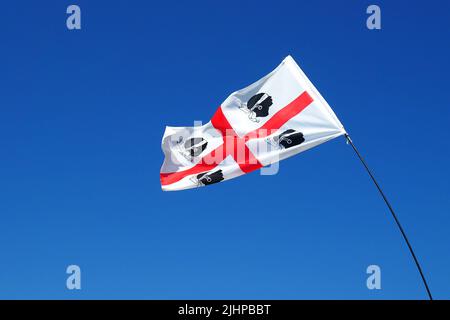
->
160;56;346;191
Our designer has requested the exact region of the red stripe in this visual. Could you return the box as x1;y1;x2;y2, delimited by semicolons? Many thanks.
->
212;109;263;173
235;92;312;172
160;145;225;186
250;91;313;138
224;135;263;173
211;106;234;137
160;91;313;186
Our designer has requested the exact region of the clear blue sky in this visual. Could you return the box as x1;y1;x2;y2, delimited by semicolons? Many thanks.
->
1;0;449;299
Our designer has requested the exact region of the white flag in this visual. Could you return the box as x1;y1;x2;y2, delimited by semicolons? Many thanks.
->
160;56;346;191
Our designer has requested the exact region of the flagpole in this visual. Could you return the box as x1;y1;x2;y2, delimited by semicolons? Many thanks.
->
344;133;433;300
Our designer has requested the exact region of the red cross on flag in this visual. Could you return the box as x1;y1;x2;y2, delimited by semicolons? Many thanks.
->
160;56;346;191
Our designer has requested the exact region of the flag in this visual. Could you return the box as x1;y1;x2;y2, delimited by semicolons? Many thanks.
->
160;56;346;191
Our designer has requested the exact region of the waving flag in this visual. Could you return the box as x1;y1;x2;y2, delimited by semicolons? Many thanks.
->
160;56;346;191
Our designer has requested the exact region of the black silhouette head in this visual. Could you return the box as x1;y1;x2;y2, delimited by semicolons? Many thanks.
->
197;170;224;186
184;137;208;157
275;129;305;149
246;93;273;118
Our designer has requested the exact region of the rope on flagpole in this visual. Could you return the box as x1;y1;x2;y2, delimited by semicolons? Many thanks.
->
344;133;433;300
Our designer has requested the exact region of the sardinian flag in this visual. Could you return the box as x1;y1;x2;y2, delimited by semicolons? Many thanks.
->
160;56;346;191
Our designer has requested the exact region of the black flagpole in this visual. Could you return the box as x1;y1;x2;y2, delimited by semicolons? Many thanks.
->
344;133;433;300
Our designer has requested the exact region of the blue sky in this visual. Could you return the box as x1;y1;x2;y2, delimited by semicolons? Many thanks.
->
1;0;449;299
